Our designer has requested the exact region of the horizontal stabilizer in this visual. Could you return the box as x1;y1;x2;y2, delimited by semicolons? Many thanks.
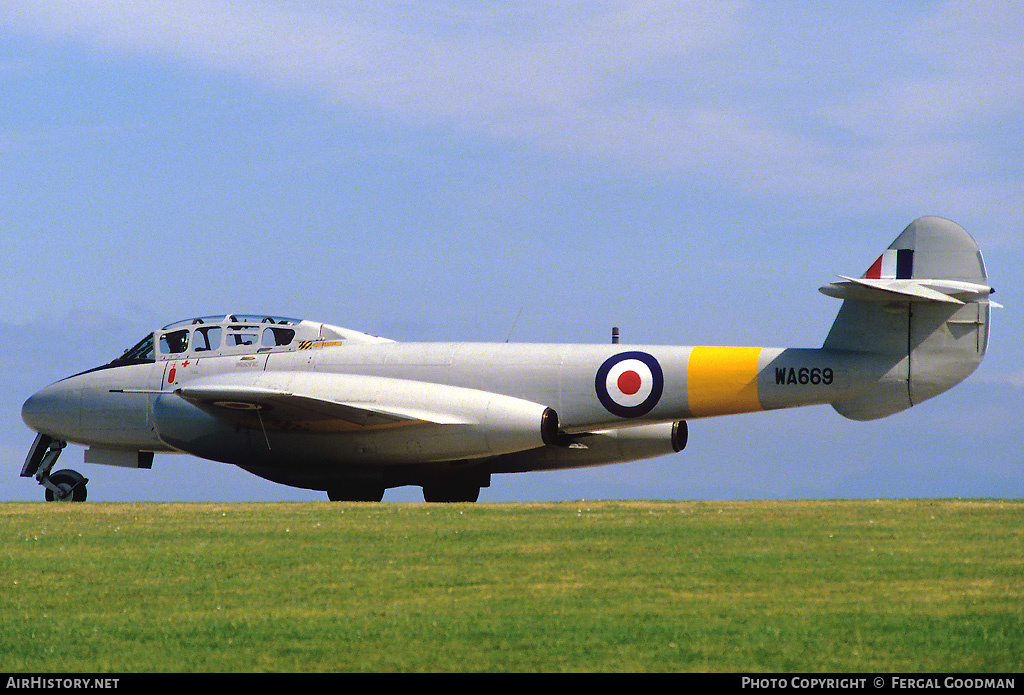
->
819;276;997;305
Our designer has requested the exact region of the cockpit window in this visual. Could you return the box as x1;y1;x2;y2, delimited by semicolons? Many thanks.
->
113;334;155;364
226;325;259;347
192;326;222;352
159;329;190;354
262;327;295;347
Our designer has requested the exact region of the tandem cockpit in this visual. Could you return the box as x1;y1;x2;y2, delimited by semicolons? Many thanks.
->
110;314;393;366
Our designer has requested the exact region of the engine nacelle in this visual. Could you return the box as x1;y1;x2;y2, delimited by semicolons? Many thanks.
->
490;421;687;474
153;371;555;468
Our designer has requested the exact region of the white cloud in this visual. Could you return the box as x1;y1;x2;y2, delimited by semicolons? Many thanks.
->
4;1;1023;221
977;369;1024;389
3;1;739;113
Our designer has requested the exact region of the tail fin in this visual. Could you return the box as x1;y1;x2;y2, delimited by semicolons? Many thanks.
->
819;217;996;420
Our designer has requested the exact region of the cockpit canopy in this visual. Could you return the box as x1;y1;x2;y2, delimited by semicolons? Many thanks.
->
157;315;302;357
112;314;391;365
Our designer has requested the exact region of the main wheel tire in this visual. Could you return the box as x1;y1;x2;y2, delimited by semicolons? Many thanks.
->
422;482;480;503
327;484;385;502
44;469;88;502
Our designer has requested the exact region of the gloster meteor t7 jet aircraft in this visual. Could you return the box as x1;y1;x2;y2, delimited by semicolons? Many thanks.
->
22;217;996;502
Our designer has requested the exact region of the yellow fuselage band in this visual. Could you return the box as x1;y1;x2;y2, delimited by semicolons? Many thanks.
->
687;346;763;417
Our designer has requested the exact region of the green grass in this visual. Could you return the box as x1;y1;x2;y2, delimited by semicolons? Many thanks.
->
1;500;1021;672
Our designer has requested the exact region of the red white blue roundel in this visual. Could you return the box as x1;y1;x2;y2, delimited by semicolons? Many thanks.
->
596;351;664;418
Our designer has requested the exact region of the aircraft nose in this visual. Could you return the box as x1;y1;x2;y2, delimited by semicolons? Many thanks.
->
22;382;80;438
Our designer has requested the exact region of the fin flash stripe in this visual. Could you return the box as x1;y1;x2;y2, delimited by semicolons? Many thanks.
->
687;347;763;417
864;249;914;279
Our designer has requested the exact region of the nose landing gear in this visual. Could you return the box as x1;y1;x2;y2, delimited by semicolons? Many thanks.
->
43;469;89;502
21;434;89;502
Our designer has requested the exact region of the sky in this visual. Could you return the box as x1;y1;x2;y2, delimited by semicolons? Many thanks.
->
2;0;1021;503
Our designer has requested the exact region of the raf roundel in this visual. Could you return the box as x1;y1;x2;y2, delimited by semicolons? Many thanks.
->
595;351;664;418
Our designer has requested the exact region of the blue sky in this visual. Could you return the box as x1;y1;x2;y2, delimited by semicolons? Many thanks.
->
3;1;1021;502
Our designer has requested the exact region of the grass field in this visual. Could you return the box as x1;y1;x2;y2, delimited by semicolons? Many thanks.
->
1;499;1021;672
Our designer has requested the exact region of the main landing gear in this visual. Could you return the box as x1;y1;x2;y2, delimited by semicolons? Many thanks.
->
324;476;484;503
21;434;89;502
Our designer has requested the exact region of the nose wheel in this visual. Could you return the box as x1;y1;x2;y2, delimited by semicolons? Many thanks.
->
22;434;89;502
44;469;89;502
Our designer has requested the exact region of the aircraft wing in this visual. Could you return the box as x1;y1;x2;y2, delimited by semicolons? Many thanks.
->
175;383;471;432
